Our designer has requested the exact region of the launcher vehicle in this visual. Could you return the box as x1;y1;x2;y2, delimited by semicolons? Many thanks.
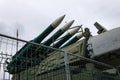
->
6;15;120;80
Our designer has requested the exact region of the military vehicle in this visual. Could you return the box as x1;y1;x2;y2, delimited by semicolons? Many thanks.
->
4;15;120;80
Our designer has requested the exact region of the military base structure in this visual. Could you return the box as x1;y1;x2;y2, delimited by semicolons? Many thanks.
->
0;15;120;80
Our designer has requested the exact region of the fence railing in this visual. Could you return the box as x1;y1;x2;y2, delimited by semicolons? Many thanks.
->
0;33;120;80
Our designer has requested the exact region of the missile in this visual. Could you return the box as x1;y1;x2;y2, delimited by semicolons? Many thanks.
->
43;20;74;46
94;22;107;34
52;26;80;48
60;32;83;48
33;15;65;43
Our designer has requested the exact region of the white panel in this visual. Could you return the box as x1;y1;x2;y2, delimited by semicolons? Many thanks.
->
88;27;120;58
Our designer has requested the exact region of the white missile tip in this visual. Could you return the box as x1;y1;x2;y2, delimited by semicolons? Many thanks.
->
70;20;75;24
67;20;75;23
62;14;66;17
69;26;81;36
72;20;75;22
61;20;75;31
51;15;66;28
77;32;83;38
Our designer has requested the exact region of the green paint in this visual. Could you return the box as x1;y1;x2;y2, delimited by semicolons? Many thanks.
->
33;25;55;43
52;33;72;48
60;36;79;48
43;29;63;46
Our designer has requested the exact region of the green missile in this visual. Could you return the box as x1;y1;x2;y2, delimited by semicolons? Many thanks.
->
94;22;107;34
33;15;66;43
43;20;74;46
60;32;83;48
52;26;80;48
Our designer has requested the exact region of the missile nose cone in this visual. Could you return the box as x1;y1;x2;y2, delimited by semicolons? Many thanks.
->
61;20;75;32
76;32;83;39
69;26;81;36
51;15;65;28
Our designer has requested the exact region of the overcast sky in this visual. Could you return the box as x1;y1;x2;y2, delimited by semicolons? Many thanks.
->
0;0;120;41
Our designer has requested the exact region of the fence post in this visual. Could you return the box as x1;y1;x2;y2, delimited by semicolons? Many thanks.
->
63;52;71;80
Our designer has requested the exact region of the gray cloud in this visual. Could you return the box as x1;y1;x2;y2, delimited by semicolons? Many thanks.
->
0;0;120;39
0;22;25;38
0;22;12;35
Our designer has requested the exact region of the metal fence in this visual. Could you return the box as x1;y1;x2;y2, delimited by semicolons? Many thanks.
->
0;33;120;80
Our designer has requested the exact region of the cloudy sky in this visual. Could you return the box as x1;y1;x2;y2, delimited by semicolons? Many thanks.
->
0;0;120;41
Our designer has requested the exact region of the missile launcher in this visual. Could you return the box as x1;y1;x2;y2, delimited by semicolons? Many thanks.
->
4;16;120;80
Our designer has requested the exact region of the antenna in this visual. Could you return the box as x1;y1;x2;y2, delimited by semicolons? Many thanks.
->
16;29;18;52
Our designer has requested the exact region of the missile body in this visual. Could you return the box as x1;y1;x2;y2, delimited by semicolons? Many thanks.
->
60;32;83;48
52;26;80;48
33;15;65;43
7;15;65;74
94;22;107;34
43;20;74;46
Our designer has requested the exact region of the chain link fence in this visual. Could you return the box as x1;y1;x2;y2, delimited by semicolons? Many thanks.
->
0;33;120;80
